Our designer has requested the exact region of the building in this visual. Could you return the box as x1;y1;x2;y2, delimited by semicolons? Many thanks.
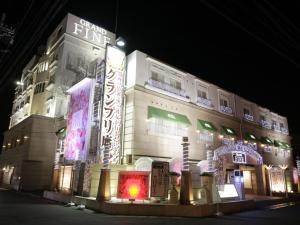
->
1;13;297;198
0;13;115;190
123;50;296;195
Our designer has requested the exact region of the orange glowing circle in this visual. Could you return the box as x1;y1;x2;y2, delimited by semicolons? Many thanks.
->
128;185;140;198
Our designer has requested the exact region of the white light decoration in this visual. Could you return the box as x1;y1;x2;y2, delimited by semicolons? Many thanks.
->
101;45;126;164
181;137;190;171
213;141;263;165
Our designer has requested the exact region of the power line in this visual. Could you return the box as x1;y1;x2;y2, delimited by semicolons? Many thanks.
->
200;0;300;69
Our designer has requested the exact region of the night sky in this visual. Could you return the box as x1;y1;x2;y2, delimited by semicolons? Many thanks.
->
1;0;299;155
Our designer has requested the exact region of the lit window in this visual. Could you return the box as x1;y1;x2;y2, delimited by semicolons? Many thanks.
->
197;90;207;99
220;98;228;107
243;108;250;115
169;78;181;90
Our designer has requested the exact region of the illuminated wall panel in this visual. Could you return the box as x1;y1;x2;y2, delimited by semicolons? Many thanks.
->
65;78;92;161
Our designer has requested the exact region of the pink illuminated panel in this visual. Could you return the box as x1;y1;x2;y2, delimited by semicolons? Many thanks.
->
65;78;92;161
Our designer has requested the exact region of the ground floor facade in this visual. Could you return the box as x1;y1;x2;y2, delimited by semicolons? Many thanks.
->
0;115;65;190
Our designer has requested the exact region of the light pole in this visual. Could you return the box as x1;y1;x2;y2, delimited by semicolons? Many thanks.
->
265;164;273;197
279;164;288;198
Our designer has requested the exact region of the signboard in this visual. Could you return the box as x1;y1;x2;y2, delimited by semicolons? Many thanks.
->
66;13;115;48
296;159;300;176
101;45;126;164
117;171;150;200
65;78;92;161
232;152;247;164
150;161;169;197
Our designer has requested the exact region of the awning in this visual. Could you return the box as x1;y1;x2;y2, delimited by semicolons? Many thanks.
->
274;140;287;149
260;136;273;145
148;106;191;127
282;142;291;149
56;127;66;138
197;120;217;132
221;126;237;137
244;132;257;141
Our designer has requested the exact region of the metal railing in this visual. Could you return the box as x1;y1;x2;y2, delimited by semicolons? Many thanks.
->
147;78;187;98
197;97;213;108
244;114;254;121
220;105;233;114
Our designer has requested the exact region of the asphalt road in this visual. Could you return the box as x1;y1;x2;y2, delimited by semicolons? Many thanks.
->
0;188;299;225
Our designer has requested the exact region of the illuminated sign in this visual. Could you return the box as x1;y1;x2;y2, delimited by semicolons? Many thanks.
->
293;167;299;184
101;45;126;164
151;161;169;197
232;152;247;164
117;171;150;200
65;78;92;161
270;168;285;192
66;13;115;48
217;184;239;198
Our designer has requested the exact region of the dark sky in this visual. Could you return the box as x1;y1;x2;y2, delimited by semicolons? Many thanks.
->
1;0;299;154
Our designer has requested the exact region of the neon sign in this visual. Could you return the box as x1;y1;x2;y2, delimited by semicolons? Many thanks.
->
117;171;150;200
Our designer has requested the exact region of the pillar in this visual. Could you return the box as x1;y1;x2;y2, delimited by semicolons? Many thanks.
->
97;169;111;201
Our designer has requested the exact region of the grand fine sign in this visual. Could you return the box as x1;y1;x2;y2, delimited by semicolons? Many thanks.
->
66;13;115;48
232;152;247;164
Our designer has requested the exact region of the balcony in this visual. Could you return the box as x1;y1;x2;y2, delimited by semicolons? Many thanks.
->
260;120;271;129
220;105;233;115
145;79;189;101
244;114;254;122
272;124;281;133
281;127;289;135
196;97;213;109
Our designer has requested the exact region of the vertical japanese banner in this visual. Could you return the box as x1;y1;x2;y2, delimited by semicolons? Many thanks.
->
101;45;126;164
65;78;92;161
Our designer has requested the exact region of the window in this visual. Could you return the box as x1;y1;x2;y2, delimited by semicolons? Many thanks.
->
148;118;187;137
151;71;164;82
260;115;265;121
280;123;284;128
220;98;228;107
34;82;45;94
197;90;207;99
26;96;30;104
243;108;250;115
272;120;277;127
169;78;181;90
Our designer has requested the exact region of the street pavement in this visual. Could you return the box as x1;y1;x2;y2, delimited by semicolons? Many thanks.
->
1;188;300;225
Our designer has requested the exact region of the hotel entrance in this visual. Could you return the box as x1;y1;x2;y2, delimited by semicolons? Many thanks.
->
225;165;258;194
239;165;257;194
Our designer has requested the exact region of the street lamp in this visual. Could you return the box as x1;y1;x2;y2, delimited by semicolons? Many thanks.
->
16;81;24;86
116;36;126;47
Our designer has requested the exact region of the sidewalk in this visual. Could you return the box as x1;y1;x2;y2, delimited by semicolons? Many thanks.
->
44;191;255;218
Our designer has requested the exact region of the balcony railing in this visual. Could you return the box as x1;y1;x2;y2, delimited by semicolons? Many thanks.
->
196;97;213;108
260;120;271;129
281;127;289;135
272;124;281;133
146;79;187;98
220;105;233;115
244;114;254;121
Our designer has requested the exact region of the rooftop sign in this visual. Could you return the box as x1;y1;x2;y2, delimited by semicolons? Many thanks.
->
66;13;115;48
